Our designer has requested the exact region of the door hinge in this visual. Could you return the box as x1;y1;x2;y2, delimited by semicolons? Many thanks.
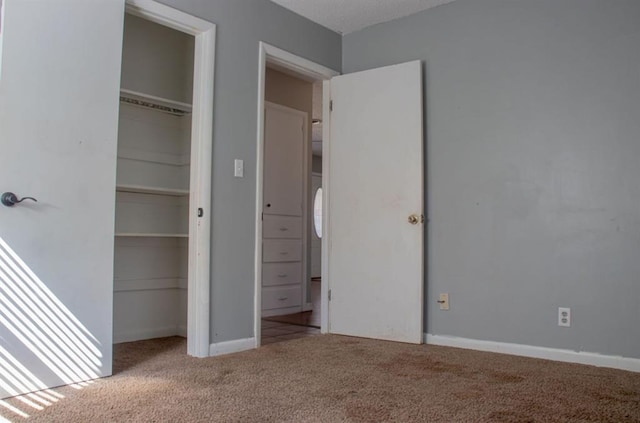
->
329;100;333;112
261;212;264;221
197;207;204;217
328;289;332;301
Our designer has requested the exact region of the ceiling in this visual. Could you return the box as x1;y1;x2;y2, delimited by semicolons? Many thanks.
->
270;0;457;35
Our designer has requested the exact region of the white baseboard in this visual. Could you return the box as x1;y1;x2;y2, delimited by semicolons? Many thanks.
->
113;278;181;292
114;326;181;344
209;337;256;357
262;306;302;318
302;302;314;312
425;334;640;373
177;324;187;338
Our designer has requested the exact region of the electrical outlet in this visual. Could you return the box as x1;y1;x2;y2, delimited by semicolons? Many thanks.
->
558;307;571;327
438;293;450;310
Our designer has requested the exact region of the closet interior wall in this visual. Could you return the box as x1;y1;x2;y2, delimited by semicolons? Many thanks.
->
113;14;194;343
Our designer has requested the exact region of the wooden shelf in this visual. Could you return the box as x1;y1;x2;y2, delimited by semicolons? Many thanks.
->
116;184;189;197
120;88;192;115
115;233;188;238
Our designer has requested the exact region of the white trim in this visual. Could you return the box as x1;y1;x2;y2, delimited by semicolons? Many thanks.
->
303;302;314;312
320;80;332;334
188;18;215;359
114;326;182;344
254;44;267;346
262;305;303;318
262;43;338;82
125;0;212;35
426;334;640;373
302;107;311;319
113;278;183;292
177;324;187;338
124;0;215;358
209;338;256;357
255;42;339;346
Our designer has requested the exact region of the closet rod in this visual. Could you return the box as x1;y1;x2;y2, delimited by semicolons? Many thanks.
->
120;88;192;116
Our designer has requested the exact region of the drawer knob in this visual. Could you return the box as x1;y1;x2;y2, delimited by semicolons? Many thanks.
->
278;296;288;301
277;273;288;278
279;227;289;232
279;252;289;255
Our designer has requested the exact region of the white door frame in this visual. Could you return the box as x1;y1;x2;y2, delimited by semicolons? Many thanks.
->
254;42;338;345
125;0;215;358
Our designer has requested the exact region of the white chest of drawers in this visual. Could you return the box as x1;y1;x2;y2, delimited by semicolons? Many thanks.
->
262;216;304;316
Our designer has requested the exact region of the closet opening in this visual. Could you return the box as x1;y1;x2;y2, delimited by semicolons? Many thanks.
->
112;1;215;362
113;11;194;352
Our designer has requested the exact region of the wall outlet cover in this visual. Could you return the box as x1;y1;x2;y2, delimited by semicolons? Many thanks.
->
439;293;450;310
558;307;571;327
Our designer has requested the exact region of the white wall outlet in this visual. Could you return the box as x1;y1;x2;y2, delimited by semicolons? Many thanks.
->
558;307;571;327
234;159;244;178
438;293;450;310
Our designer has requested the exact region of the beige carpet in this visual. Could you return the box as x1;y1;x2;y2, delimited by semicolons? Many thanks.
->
1;335;639;422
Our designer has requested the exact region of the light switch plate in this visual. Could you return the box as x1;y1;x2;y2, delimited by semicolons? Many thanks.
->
234;159;244;178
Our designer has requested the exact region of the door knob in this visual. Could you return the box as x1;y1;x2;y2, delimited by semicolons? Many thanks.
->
1;192;38;207
407;214;423;225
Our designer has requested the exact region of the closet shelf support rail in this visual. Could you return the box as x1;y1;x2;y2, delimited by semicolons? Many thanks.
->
120;88;192;116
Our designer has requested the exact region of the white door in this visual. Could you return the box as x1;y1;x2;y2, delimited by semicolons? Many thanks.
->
0;0;124;399
328;61;424;344
263;102;305;217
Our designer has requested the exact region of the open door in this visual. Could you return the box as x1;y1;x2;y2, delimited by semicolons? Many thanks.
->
328;61;424;344
0;0;124;398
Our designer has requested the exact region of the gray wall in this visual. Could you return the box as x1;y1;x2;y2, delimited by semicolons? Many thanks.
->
343;0;640;358
157;0;341;344
121;14;194;103
265;67;313;117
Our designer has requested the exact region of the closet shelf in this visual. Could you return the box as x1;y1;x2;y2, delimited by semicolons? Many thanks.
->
116;184;189;197
115;233;188;238
120;88;192;116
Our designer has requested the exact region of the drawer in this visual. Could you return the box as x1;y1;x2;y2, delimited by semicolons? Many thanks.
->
263;239;302;262
263;215;302;239
263;262;302;286
262;285;302;310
